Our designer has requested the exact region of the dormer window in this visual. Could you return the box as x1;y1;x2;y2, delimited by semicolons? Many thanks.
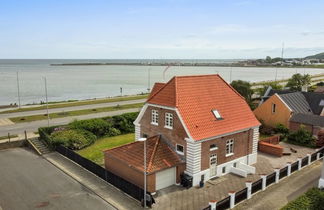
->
212;110;223;120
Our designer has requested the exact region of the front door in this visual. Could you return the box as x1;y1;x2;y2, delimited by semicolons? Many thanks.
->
210;154;217;177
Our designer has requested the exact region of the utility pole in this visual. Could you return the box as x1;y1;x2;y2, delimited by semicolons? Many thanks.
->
44;77;50;127
229;66;233;83
281;42;285;66
147;68;151;93
16;72;21;108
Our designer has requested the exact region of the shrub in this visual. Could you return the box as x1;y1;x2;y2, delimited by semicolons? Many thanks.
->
275;123;289;140
287;126;316;147
50;129;96;150
112;112;138;134
69;118;113;137
281;188;324;210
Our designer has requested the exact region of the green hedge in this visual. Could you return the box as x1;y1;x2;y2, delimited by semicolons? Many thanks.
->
281;188;324;210
38;112;138;150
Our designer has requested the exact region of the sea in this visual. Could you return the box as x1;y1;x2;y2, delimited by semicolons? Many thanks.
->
0;59;324;106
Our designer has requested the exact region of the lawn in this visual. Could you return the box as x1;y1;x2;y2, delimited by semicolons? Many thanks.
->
77;133;135;166
10;103;143;123
1;94;147;114
0;134;18;140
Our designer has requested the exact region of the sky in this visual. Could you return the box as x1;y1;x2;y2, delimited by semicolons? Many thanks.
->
1;0;324;59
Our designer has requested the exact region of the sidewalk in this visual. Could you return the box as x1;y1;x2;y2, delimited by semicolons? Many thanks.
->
234;160;323;210
0;132;39;144
44;152;142;210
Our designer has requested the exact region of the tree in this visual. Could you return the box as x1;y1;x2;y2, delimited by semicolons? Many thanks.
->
286;73;311;91
265;56;272;63
256;81;283;96
230;80;254;103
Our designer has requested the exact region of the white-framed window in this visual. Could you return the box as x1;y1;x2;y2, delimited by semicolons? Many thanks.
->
272;103;276;114
176;144;184;155
226;139;234;156
212;109;223;120
151;110;159;125
210;143;218;151
165;112;173;129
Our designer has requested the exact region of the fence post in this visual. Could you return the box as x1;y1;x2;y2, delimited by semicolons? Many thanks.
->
209;200;217;210
297;157;302;170
260;174;267;191
287;162;291;176
24;130;27;140
274;168;280;183
246;181;252;199
317;152;321;160
8;133;10;142
228;191;236;209
307;154;311;165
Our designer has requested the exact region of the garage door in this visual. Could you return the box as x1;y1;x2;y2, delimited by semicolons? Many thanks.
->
156;167;176;190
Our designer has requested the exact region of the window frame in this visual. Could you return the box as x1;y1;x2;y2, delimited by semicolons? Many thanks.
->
225;139;234;157
151;109;159;125
212;109;223;120
164;112;173;129
209;143;218;151
176;144;184;155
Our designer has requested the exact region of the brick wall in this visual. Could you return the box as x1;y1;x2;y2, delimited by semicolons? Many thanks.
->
260;135;280;144
200;129;253;171
104;153;156;192
289;121;323;136
139;105;188;152
258;141;283;157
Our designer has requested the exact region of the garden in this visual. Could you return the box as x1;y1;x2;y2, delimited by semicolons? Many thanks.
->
39;112;138;165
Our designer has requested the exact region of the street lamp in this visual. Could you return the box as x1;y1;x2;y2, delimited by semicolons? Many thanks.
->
138;137;147;208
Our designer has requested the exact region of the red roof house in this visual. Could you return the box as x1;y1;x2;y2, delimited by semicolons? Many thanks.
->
104;74;260;192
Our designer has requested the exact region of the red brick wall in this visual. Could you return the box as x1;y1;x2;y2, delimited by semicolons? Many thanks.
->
104;153;156;192
139;105;188;152
258;141;283;157
200;129;253;171
261;135;280;144
289;121;323;136
176;164;186;183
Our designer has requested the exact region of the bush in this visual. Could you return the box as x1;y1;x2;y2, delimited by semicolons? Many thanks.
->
275;123;289;140
69;118;114;137
281;188;324;210
112;112;138;134
287;126;316;147
50;129;96;150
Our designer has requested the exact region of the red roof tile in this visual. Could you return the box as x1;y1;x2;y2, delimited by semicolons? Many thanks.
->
147;74;260;141
104;135;183;174
149;83;165;98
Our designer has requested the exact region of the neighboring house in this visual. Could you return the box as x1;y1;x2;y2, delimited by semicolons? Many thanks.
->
254;89;324;137
104;74;260;192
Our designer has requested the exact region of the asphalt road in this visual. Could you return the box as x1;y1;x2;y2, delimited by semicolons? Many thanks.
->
235;160;323;210
0;148;115;210
0;99;145;119
0;108;141;136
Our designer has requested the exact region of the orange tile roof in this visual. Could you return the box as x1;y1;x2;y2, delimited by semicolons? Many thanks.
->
104;135;183;174
149;83;165;98
147;74;260;141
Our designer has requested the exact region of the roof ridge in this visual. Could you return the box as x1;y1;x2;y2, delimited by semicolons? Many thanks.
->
217;75;246;100
147;136;160;172
175;77;178;107
146;77;175;102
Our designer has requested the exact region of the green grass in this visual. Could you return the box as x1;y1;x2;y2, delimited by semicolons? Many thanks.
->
251;73;324;86
10;103;143;123
0;134;18;140
77;133;135;166
1;94;148;114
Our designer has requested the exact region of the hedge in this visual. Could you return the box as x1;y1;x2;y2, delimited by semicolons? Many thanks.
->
38;112;139;150
281;188;324;210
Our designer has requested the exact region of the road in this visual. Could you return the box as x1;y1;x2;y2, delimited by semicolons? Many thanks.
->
235;160;323;210
0;148;115;210
0;99;145;118
0;108;141;136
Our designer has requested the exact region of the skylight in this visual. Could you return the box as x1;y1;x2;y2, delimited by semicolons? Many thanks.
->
319;99;324;106
212;110;222;120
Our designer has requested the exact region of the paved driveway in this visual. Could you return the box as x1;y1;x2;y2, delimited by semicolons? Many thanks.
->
0;148;115;210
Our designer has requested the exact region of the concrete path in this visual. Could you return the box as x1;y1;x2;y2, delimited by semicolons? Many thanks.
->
235;160;323;210
0;118;14;126
0;108;141;136
44;152;142;210
0;99;145;119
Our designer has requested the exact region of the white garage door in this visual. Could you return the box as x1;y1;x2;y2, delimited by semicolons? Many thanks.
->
156;167;176;190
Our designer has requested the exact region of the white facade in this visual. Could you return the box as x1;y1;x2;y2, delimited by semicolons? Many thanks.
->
319;161;324;188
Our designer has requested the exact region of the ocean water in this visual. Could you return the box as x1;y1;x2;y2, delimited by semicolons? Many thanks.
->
0;59;323;106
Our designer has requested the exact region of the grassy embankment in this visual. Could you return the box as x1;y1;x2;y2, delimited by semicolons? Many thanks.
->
10;103;143;123
0;134;18;140
1;94;148;114
77;133;134;166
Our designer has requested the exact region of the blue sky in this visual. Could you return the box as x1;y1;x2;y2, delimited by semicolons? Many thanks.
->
1;0;324;59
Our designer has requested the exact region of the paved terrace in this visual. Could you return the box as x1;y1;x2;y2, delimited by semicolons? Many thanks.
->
153;143;316;210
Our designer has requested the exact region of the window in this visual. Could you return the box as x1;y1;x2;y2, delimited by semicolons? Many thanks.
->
142;133;148;138
222;166;226;174
176;144;184;155
151;110;159;125
233;162;237;168
165;113;173;129
210;144;218;151
272;103;276;113
212;109;223;120
226;139;234;156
